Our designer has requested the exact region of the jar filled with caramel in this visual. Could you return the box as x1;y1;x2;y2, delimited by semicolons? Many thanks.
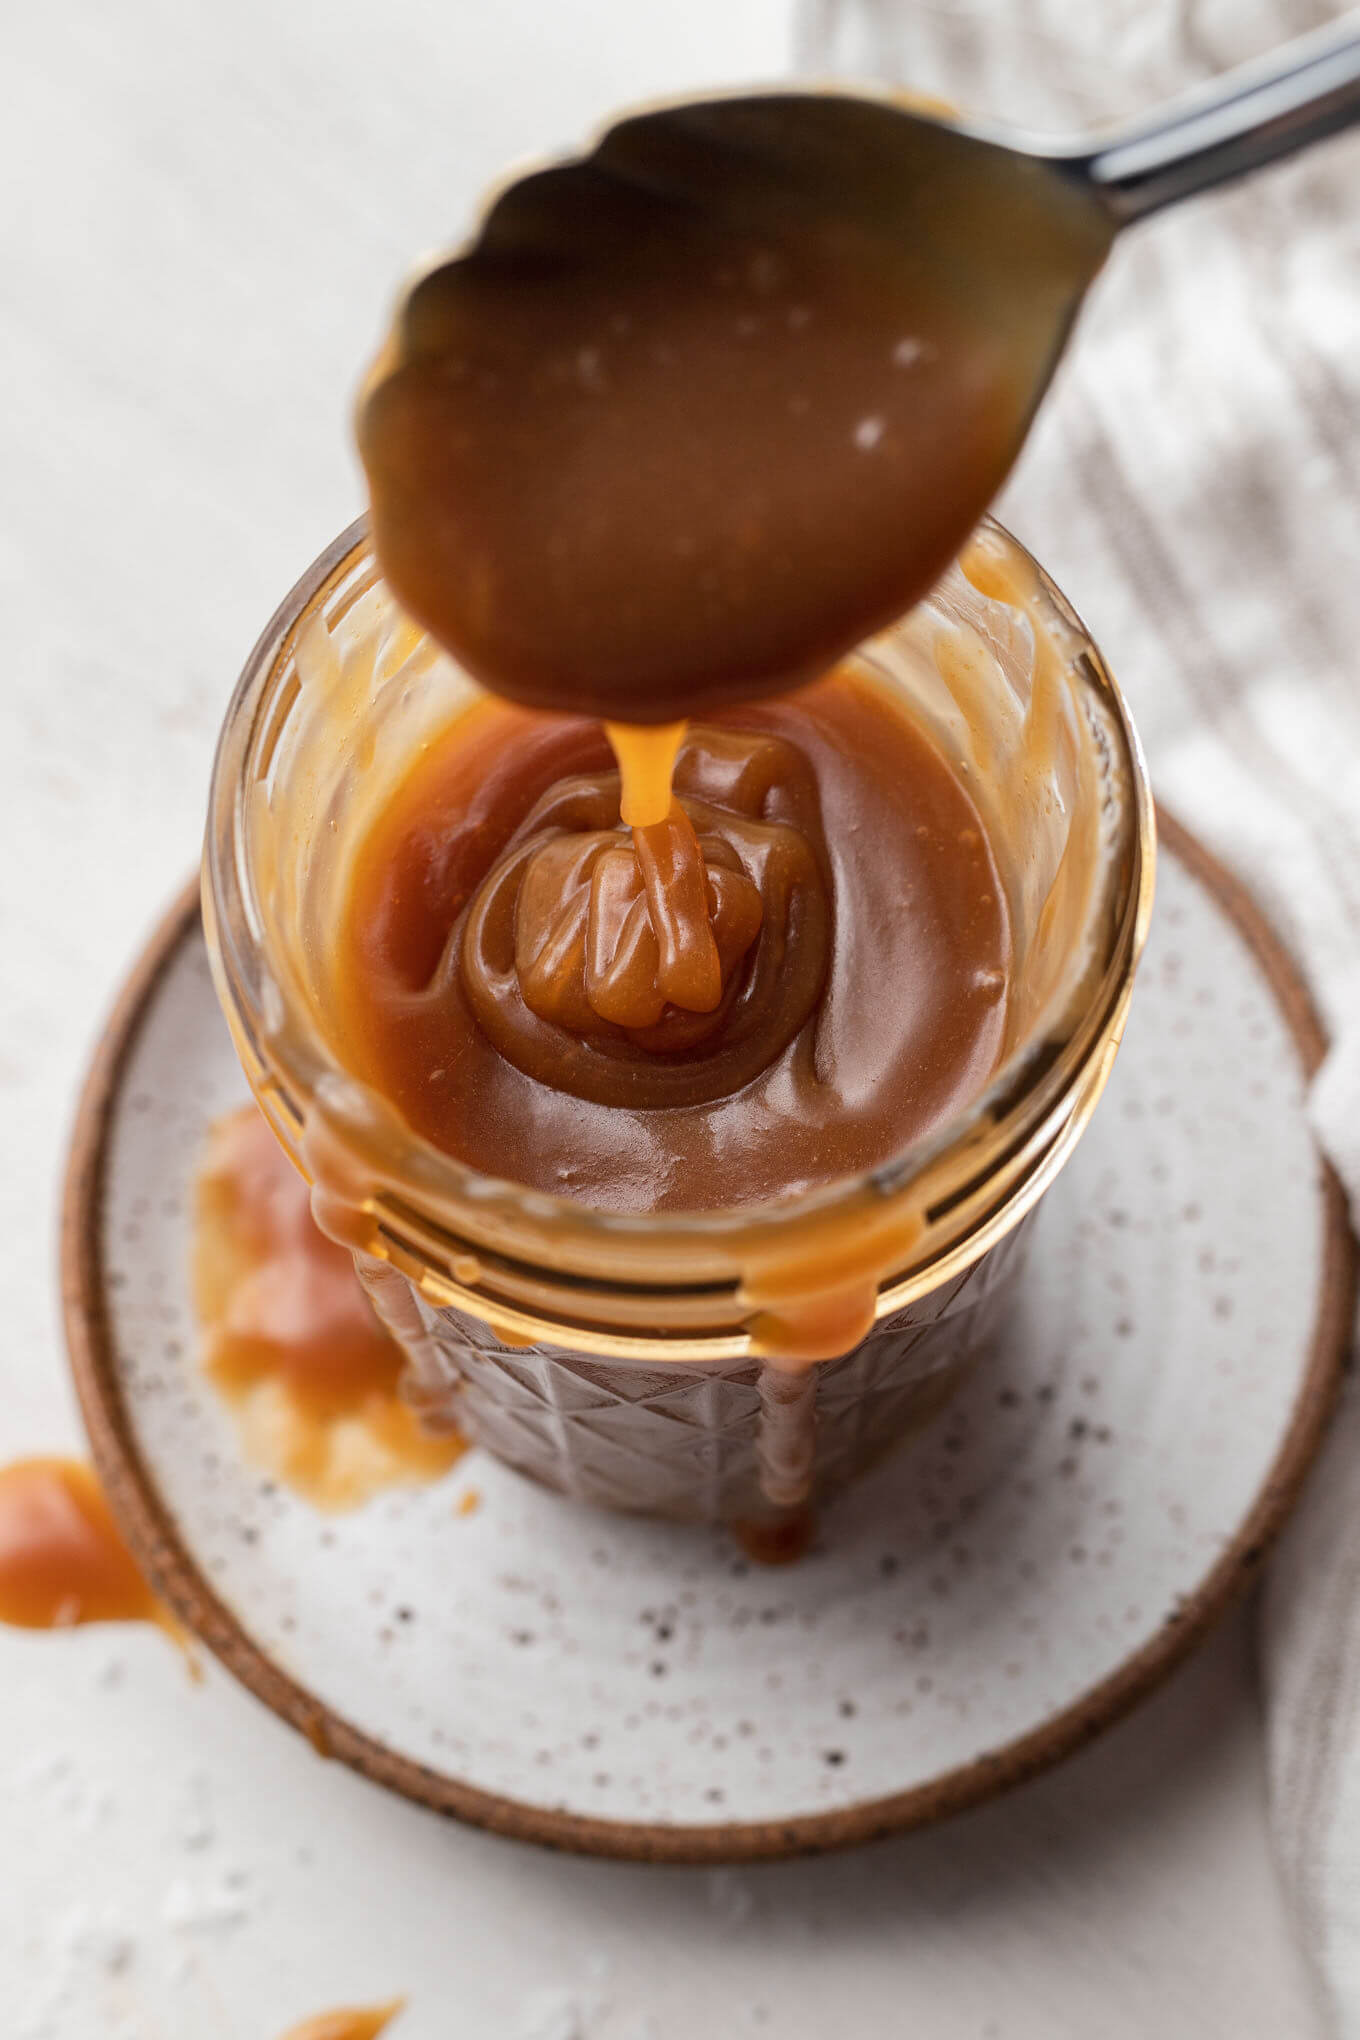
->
203;516;1153;1531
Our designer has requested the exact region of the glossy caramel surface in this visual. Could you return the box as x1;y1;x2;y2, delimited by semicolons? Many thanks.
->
358;95;1110;723
336;670;1010;1212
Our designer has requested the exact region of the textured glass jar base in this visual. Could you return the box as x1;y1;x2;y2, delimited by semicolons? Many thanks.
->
358;1215;1034;1526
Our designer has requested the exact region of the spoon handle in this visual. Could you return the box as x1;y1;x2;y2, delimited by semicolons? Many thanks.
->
1067;12;1360;224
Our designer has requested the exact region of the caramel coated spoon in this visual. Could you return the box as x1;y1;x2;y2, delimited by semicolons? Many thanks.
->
359;16;1360;725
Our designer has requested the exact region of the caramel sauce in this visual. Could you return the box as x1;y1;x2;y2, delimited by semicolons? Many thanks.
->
193;1105;463;1508
734;1509;816;1566
277;2003;404;2040
0;1458;165;1634
462;717;827;1109
336;667;1009;1212
314;101;1126;1379
607;719;688;828
508;719;761;1045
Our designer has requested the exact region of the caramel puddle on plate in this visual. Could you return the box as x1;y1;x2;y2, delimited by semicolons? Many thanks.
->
194;1105;463;1509
0;1457;178;1642
733;1509;817;1566
276;2001;405;2040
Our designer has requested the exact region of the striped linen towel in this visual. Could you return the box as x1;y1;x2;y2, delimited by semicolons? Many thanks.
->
799;0;1360;2025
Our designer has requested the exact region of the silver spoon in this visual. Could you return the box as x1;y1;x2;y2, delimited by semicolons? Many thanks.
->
358;16;1360;723
1038;10;1360;222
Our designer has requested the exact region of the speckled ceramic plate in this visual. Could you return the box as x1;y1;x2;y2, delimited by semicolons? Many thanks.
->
63;814;1352;1862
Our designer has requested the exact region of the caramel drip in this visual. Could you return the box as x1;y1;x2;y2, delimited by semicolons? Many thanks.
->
276;2003;404;2040
460;722;829;1108
628;805;727;1019
193;1105;463;1509
511;804;760;1035
0;1458;165;1633
733;1509;816;1565
534;718;763;1034
755;1361;818;1508
606;719;686;829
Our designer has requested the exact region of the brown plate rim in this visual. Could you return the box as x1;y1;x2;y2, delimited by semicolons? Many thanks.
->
61;809;1355;1864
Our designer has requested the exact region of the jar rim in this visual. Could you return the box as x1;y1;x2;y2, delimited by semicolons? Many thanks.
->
203;514;1155;1329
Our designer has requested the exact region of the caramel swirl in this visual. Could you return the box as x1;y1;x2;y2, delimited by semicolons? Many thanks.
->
514;809;763;1034
460;726;830;1107
337;673;1012;1213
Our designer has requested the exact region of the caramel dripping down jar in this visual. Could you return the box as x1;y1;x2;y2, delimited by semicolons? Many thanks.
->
203;518;1154;1530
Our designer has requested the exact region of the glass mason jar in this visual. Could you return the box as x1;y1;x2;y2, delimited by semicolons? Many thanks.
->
203;516;1154;1529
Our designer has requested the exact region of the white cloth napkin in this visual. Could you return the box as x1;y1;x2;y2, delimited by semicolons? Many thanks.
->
798;0;1360;2025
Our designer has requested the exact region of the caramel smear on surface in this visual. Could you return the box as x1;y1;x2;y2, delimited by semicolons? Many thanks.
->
193;1105;463;1509
276;2001;405;2040
0;1458;167;1634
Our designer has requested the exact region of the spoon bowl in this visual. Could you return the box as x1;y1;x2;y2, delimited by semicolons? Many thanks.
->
359;20;1360;723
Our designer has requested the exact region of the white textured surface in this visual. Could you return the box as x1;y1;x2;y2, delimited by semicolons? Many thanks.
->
100;849;1325;1830
0;0;1327;2034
